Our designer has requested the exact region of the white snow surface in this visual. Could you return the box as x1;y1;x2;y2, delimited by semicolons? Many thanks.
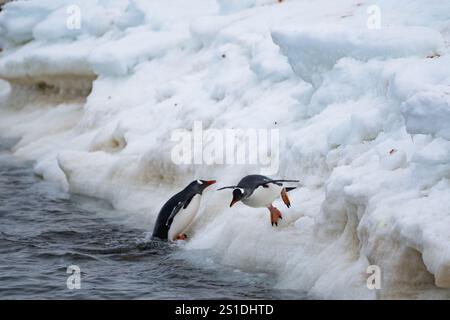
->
1;0;450;299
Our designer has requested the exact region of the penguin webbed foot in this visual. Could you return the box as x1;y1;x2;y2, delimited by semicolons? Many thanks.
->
176;233;187;241
268;205;282;227
281;188;291;208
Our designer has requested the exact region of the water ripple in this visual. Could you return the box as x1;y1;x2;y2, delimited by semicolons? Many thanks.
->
0;147;301;299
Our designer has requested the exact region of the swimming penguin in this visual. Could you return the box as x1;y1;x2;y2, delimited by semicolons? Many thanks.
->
152;179;216;241
218;175;299;226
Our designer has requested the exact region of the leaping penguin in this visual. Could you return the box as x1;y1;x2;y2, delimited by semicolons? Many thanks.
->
218;174;299;226
152;179;216;241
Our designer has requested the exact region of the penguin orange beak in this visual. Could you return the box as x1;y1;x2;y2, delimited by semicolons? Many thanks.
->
205;180;216;186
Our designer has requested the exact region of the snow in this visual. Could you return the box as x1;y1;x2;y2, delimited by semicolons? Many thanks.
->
88;29;189;76
1;0;450;299
402;87;450;140
272;25;444;85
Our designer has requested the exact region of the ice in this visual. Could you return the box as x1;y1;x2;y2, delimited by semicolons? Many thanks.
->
402;88;450;140
216;0;275;15
89;29;189;76
0;0;57;44
1;0;450;299
272;26;444;85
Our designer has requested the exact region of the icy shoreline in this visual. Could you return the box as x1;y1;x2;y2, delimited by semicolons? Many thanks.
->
1;0;450;299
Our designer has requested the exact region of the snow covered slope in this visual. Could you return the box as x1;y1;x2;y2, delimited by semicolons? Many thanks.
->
1;0;450;299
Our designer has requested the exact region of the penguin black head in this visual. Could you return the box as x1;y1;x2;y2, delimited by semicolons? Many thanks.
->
188;179;216;194
230;188;244;207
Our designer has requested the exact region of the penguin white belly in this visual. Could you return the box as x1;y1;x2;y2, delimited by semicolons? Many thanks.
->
242;184;282;208
168;194;201;241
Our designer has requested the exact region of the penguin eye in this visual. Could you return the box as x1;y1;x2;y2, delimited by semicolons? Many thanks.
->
236;188;244;194
196;180;202;185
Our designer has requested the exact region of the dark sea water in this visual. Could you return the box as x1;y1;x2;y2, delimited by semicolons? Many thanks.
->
0;139;299;299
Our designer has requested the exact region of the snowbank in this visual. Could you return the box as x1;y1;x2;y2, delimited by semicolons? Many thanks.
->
272;26;444;85
1;0;450;299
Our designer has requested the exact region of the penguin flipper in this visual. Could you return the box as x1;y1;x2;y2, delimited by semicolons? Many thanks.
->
182;195;194;209
217;185;239;190
165;201;184;227
258;179;300;188
166;195;195;227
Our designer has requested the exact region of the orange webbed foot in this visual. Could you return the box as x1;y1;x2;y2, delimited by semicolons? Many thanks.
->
268;205;282;226
176;233;187;240
281;188;291;208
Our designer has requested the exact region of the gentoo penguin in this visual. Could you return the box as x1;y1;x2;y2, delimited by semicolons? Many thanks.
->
218;175;299;226
152;179;216;241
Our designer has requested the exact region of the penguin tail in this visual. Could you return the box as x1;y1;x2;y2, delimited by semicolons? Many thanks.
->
285;187;297;193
